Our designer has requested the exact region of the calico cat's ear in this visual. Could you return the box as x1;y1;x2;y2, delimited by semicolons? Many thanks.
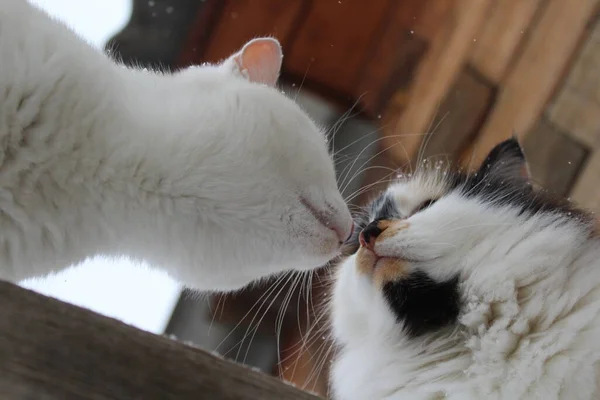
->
226;38;283;87
477;136;531;182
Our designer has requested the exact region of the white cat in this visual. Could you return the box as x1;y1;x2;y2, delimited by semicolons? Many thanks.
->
0;1;353;291
331;139;600;399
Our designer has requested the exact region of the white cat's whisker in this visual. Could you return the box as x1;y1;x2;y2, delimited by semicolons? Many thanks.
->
216;272;290;355
234;271;297;362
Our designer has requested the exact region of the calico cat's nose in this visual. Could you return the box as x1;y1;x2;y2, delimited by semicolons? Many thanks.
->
359;221;383;252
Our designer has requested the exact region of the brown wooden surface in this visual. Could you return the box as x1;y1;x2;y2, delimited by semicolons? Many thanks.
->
0;281;320;400
201;0;306;64
382;0;491;166
523;119;588;196
470;0;546;83
548;20;600;148
421;67;495;163
285;0;392;99
469;0;598;166
356;0;430;115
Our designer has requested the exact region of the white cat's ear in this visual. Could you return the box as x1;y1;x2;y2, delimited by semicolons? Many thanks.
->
226;38;283;87
478;135;532;182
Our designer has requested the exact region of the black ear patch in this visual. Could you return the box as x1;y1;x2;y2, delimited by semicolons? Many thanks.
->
478;136;531;182
382;271;461;338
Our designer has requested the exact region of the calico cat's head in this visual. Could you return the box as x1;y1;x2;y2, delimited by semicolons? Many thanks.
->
330;138;595;397
165;38;353;289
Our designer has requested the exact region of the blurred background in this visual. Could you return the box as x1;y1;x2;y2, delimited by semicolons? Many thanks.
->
21;0;600;397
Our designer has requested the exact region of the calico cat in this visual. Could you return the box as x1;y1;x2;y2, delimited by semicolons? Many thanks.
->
331;138;600;399
0;1;352;291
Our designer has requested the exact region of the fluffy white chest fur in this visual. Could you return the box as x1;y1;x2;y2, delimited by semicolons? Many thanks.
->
0;1;352;290
330;139;600;399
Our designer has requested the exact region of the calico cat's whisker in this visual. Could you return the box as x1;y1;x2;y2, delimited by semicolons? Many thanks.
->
415;112;449;174
437;222;521;234
342;168;399;203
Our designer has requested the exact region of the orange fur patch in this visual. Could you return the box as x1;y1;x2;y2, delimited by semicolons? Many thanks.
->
373;258;407;288
356;247;378;276
377;220;410;241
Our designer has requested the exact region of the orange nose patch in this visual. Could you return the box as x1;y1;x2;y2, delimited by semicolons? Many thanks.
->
355;247;408;288
356;247;378;276
377;220;410;241
373;258;407;287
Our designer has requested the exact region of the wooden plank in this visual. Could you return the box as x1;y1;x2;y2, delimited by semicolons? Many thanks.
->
467;0;598;167
285;0;392;99
107;0;210;70
356;0;432;115
470;0;546;83
547;23;600;147
420;67;495;163
193;0;305;64
176;0;227;67
381;0;492;166
571;152;600;213
522;119;588;196
354;140;402;207
0;281;320;400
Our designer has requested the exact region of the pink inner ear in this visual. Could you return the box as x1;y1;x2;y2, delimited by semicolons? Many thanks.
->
234;38;283;87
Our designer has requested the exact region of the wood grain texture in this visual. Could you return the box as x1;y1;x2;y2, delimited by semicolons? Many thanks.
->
107;0;208;70
470;0;546;83
381;0;491;166
522;119;588;196
196;0;305;64
468;0;599;167
571;152;600;213
547;22;600;147
285;0;392;98
420;67;495;163
356;0;430;115
0;281;320;400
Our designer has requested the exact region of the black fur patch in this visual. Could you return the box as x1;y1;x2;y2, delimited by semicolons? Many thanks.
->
447;167;588;221
383;271;461;338
448;138;590;221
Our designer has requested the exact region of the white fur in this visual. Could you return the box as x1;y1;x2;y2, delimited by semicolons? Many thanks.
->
0;1;352;291
331;174;600;399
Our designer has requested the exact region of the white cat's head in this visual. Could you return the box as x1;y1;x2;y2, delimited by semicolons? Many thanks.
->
329;139;595;397
163;38;353;290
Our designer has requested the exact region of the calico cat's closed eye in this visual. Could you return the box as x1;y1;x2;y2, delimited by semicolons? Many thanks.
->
414;199;437;214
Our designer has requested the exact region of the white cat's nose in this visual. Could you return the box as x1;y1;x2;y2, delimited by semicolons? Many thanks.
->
331;220;354;244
